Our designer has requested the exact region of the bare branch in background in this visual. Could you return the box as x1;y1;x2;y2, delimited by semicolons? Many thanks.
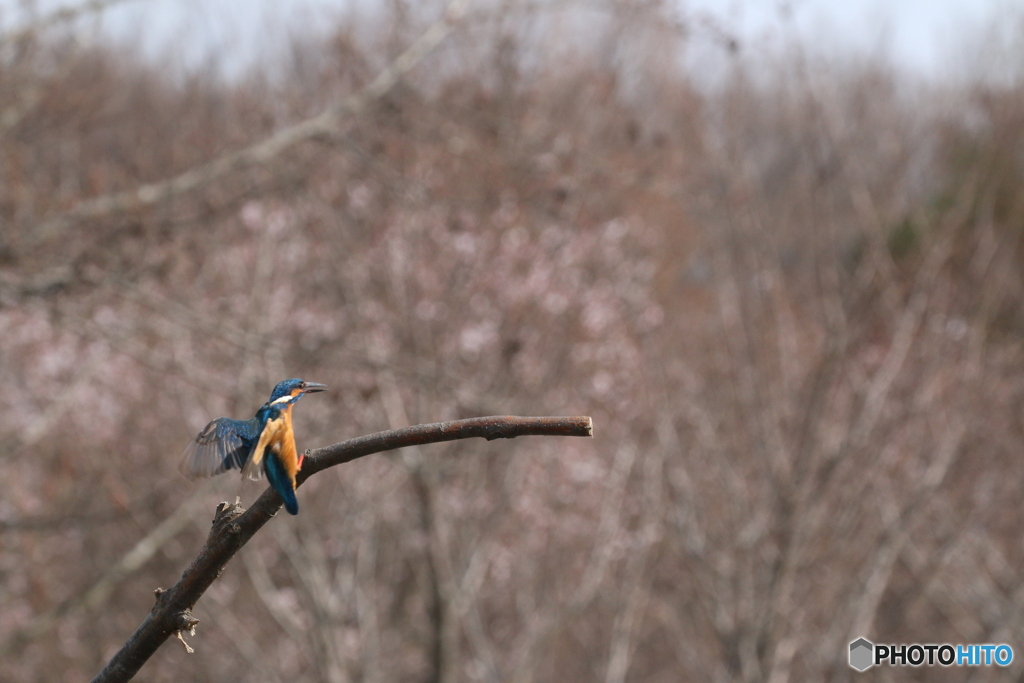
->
31;0;470;245
0;484;214;658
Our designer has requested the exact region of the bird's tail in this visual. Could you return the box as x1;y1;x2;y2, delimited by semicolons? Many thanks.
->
265;455;299;515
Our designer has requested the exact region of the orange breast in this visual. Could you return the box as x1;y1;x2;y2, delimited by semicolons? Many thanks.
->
245;405;300;485
273;406;300;482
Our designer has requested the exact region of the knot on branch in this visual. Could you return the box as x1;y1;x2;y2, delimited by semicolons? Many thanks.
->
172;610;199;634
212;498;245;528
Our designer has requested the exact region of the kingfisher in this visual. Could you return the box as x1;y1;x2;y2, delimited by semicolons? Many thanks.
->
181;378;327;514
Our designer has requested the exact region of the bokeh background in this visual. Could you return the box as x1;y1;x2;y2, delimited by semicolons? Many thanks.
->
2;0;1024;681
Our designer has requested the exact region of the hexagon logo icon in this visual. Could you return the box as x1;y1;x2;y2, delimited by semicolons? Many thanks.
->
849;638;874;671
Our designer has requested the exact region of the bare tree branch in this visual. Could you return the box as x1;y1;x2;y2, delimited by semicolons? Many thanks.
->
90;415;593;683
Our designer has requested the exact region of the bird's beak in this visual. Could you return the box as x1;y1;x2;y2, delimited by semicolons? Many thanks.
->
302;382;327;393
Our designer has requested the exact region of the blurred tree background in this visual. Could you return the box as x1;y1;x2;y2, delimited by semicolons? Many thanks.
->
2;0;1024;681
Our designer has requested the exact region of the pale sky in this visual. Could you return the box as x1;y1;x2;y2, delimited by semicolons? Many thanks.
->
687;0;1013;77
0;0;1014;80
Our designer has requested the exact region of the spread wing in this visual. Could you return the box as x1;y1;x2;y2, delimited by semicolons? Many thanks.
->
180;417;259;479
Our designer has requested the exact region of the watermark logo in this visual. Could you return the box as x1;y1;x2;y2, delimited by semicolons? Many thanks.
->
849;638;874;672
849;638;1013;671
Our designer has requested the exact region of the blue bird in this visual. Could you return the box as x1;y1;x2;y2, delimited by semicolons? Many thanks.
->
181;379;326;514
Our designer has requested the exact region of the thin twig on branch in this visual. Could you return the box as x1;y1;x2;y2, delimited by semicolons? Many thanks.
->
90;415;593;683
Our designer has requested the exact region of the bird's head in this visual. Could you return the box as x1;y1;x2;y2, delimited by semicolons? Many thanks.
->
269;378;328;404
